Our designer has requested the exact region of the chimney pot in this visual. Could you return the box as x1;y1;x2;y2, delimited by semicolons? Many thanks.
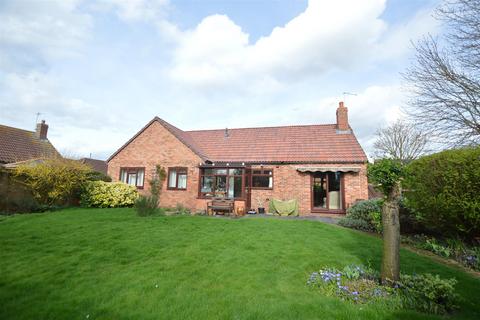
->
36;120;49;140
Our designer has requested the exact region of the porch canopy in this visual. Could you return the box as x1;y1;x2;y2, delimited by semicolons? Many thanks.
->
296;167;361;173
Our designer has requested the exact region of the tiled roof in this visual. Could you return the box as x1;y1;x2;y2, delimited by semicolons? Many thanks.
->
108;118;367;164
0;124;60;164
187;124;367;163
80;158;108;174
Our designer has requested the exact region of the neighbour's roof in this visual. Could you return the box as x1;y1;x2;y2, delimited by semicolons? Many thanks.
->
108;118;367;164
0;124;60;164
80;158;108;174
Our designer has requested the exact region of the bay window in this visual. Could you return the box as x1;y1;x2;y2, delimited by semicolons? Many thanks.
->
199;168;244;199
119;167;145;188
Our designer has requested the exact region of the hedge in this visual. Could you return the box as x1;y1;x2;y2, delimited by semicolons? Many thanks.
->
404;147;480;240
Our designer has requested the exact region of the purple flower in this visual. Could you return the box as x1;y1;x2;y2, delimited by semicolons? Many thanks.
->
352;291;359;295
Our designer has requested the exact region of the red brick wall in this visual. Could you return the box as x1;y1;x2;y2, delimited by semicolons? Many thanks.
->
108;120;368;214
108;121;207;211
336;102;349;131
250;164;368;214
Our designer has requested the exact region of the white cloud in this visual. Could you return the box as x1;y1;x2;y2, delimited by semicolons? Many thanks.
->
96;0;169;22
341;85;405;157
167;0;439;91
0;71;119;129
169;0;387;87
376;8;439;59
0;0;92;61
0;70;128;159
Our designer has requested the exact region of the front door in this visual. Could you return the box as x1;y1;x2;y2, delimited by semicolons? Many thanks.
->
311;172;344;213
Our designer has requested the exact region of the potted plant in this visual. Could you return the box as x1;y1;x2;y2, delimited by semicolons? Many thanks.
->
256;197;265;214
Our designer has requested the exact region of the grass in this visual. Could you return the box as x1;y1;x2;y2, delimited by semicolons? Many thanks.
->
0;208;479;320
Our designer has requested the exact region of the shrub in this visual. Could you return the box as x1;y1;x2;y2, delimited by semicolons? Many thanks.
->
174;203;191;215
338;199;383;233
14;158;91;206
134;165;166;217
81;181;138;208
308;265;459;315
134;196;161;216
86;170;112;182
398;273;458;315
347;199;383;221
402;235;480;271
404;147;480;240
308;265;393;304
338;217;372;232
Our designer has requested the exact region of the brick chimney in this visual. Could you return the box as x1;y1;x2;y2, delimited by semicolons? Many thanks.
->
35;120;49;140
336;101;350;131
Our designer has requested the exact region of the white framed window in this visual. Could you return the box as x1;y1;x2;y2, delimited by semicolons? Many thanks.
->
167;167;187;190
119;167;145;188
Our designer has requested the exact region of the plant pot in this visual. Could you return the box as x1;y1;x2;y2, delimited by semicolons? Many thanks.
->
258;207;265;214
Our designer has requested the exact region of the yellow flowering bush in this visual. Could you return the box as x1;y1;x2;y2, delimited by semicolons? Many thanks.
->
81;181;138;208
14;158;91;206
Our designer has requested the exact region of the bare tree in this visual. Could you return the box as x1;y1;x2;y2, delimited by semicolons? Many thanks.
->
373;120;429;163
403;0;480;147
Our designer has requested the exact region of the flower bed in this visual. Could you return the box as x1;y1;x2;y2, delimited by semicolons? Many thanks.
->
307;265;458;315
402;235;480;271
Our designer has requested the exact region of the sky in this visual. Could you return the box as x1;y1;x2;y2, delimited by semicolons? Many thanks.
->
0;0;440;160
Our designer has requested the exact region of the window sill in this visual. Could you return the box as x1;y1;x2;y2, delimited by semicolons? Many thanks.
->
197;196;246;201
311;208;345;214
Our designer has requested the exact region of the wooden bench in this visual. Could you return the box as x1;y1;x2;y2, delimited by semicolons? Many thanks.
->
207;198;235;215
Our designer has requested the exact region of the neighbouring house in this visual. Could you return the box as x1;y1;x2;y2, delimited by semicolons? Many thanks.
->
107;102;368;215
79;158;108;175
0;120;60;168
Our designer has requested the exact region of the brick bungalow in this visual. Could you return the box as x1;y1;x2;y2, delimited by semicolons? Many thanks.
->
107;102;368;215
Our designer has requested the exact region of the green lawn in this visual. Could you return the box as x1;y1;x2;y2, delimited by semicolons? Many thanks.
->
1;208;479;320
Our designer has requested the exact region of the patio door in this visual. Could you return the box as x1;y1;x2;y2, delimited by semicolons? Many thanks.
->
311;172;344;213
244;168;252;210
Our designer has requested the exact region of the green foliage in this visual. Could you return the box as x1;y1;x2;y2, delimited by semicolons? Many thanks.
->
368;159;405;195
338;217;372;232
14;158;91;206
370;211;382;233
309;264;459;315
402;235;480;271
404;147;480;239
135;165;166;217
149;165;167;199
398;273;458;315
338;199;383;233
0;168;39;214
134;196;161;217
80;181;138;208
174;203;191;215
86;170;112;182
